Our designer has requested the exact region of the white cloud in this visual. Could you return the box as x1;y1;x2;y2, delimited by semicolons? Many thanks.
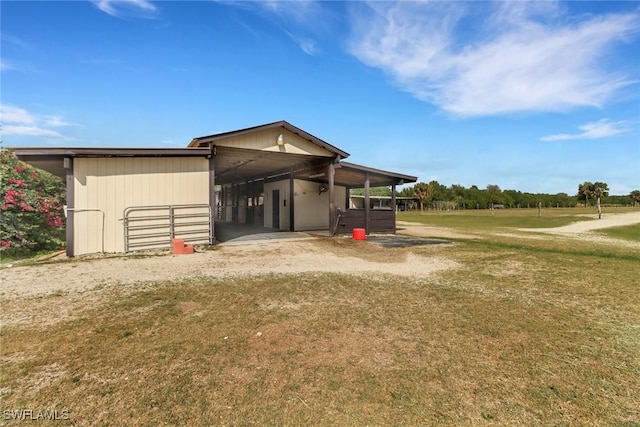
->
348;2;640;116
0;60;14;72
285;31;318;56
1;125;67;139
1;105;36;125
0;105;75;140
43;115;75;127
92;0;158;18
540;119;633;141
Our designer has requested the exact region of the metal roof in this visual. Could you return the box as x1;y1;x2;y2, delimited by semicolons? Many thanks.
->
10;147;211;178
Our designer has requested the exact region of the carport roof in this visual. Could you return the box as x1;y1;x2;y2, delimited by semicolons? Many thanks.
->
213;147;416;187
335;162;417;187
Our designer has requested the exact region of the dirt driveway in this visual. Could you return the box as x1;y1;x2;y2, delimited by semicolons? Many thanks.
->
2;211;638;327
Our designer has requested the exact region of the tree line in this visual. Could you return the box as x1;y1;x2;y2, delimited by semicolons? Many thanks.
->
380;181;640;210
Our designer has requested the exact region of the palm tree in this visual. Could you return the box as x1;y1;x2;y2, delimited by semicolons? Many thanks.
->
578;182;594;208
413;182;432;213
592;182;609;219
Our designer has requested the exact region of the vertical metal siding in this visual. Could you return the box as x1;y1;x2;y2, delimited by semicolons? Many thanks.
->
73;157;209;255
216;129;334;156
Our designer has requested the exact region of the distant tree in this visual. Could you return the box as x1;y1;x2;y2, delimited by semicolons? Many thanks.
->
413;182;432;213
592;182;609;219
486;184;502;209
578;182;594;208
631;190;640;207
350;186;391;196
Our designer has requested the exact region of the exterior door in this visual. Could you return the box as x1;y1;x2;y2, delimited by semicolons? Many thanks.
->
272;189;280;229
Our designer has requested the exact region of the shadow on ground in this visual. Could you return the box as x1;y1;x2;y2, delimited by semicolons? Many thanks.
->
364;235;451;249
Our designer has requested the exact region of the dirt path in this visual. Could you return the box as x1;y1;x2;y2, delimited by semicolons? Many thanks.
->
0;239;458;327
526;211;640;233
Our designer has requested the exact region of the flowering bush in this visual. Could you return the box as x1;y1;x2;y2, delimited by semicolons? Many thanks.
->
1;146;66;258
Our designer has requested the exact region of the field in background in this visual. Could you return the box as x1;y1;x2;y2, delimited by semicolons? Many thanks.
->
1;208;639;425
398;206;638;232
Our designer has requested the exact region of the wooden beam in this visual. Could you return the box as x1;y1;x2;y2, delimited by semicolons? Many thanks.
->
364;172;370;235
289;173;295;231
391;184;397;233
209;157;215;244
64;158;74;257
328;162;335;234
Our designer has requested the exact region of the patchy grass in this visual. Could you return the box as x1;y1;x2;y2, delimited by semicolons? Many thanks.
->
398;207;634;232
1;208;639;425
595;224;640;242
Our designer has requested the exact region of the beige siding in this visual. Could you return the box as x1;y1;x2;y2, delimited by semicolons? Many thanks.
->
215;128;334;157
294;180;346;231
73;157;209;255
263;180;290;229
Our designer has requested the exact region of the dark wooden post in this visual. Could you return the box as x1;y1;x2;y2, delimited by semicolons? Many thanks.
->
364;172;370;235
328;162;335;234
208;155;215;244
289;173;295;231
391;183;397;233
64;157;74;257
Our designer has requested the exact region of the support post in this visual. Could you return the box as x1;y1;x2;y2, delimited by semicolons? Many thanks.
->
364;172;370;235
208;156;215;244
64;157;74;257
391;184;397;233
328;162;336;234
289;173;295;231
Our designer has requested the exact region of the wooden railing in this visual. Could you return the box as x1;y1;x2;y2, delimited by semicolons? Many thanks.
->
335;209;395;234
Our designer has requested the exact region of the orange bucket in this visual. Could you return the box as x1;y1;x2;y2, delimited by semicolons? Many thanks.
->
352;228;366;240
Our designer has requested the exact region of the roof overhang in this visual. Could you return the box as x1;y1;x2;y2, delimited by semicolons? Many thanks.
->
335;161;417;188
10;147;212;179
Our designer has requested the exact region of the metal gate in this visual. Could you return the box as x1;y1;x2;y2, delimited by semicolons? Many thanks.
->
122;204;212;253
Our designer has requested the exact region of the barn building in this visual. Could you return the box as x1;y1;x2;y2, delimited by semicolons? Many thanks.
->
12;121;417;256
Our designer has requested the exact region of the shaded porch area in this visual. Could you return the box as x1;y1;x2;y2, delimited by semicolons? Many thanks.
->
214;221;316;245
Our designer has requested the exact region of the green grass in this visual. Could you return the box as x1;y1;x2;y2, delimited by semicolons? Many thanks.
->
1;207;639;425
595;223;640;242
398;206;634;231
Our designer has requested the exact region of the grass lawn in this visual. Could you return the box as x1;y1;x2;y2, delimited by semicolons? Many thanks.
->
1;208;639;425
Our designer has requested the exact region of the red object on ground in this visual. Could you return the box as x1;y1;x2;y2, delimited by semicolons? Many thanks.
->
352;228;366;241
172;238;194;254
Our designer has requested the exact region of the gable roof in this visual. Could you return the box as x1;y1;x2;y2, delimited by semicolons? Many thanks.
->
188;120;350;159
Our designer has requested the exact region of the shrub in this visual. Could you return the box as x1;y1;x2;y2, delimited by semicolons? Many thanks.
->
1;147;66;258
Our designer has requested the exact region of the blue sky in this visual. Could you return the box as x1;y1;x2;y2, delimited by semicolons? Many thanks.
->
1;0;639;195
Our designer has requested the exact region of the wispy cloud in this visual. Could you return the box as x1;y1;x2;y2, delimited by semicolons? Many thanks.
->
92;0;158;19
1;105;76;140
0;60;14;71
221;0;325;56
285;31;318;56
1;125;67;139
540;119;633;141
348;2;640;117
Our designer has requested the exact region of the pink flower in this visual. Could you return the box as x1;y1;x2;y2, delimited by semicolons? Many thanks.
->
1;240;11;249
19;201;34;212
13;165;26;173
8;179;27;188
4;189;18;205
